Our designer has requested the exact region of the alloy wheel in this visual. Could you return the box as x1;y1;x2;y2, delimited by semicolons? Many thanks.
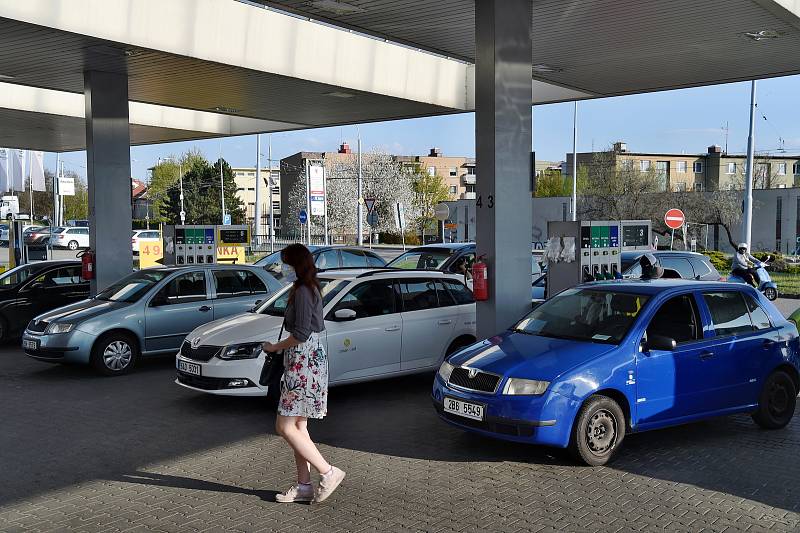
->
586;409;617;456
768;380;790;418
103;341;132;371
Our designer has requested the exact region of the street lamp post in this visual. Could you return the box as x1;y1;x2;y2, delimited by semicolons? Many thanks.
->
160;156;185;224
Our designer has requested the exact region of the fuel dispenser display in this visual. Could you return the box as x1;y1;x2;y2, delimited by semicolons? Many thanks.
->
162;225;249;266
546;219;651;299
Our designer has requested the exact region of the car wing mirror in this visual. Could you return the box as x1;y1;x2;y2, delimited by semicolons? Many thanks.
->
333;308;357;321
150;294;168;307
645;334;676;352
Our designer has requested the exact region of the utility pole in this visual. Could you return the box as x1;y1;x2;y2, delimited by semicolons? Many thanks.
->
305;158;312;245
743;80;756;247
219;144;226;224
572;101;578;222
268;134;274;253
255;134;262;243
357;130;363;246
178;161;184;225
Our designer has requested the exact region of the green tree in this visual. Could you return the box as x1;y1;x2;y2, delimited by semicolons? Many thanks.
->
62;171;88;221
161;155;245;225
534;169;567;197
412;166;450;236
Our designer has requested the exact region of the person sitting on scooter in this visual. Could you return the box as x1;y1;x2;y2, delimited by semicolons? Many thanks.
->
732;243;759;287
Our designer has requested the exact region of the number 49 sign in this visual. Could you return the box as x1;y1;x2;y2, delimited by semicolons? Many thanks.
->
139;239;163;268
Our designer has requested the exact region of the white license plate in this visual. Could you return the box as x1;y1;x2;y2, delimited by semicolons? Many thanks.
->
22;339;38;350
178;360;201;376
443;397;484;421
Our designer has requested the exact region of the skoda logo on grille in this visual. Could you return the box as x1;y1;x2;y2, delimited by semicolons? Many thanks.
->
467;368;478;379
190;337;201;349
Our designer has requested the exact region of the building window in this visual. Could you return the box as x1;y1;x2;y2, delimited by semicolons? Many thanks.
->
640;160;651;172
449;186;457;195
727;162;736;175
674;182;687;192
449;167;457;177
621;159;634;171
676;161;687;173
693;161;703;173
776;196;782;241
757;163;770;178
272;201;280;210
694;182;704;192
778;162;787;175
793;162;800;175
427;166;436;176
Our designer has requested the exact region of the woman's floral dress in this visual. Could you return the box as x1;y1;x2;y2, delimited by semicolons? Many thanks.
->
278;332;328;419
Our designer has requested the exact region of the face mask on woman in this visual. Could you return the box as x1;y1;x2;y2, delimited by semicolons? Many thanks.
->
281;263;297;282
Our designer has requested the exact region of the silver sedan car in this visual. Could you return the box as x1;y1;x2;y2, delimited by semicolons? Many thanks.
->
22;265;282;375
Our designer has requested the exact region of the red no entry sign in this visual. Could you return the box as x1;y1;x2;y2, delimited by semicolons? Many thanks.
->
664;208;685;230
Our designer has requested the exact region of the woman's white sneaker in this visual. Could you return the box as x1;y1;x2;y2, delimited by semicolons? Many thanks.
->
275;484;314;503
314;466;345;503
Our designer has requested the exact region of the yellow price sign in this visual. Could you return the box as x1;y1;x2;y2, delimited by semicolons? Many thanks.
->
216;245;246;264
139;239;164;269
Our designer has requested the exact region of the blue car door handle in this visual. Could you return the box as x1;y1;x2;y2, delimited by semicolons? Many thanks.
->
699;351;714;360
199;305;212;312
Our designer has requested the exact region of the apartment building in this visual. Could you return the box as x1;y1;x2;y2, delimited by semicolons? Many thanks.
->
231;166;281;234
565;142;800;192
416;148;476;200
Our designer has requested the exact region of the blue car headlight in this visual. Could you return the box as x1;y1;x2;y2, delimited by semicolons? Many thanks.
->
502;378;550;395
219;342;263;360
438;361;455;382
45;322;75;335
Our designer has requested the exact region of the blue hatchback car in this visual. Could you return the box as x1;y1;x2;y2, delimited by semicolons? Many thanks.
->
433;280;799;465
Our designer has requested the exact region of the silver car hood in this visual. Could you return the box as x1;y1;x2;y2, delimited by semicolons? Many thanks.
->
186;312;286;347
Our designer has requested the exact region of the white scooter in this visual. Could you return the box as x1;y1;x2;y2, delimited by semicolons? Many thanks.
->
728;256;778;301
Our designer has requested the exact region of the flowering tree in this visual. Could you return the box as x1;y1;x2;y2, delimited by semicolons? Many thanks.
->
286;150;418;240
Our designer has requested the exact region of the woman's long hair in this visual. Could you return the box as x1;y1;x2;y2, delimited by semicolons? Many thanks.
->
281;243;321;302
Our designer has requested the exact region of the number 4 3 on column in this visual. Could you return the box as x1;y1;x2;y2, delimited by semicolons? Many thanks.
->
476;195;494;208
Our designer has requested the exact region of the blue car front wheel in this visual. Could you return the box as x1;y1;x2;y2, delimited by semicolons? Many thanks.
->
569;395;626;466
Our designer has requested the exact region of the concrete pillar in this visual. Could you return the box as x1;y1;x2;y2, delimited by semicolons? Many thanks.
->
84;70;132;293
475;0;533;339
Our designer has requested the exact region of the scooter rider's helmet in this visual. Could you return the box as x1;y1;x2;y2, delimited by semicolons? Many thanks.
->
639;253;664;280
737;243;749;253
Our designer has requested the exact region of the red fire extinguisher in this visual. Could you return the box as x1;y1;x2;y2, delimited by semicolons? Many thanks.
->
472;254;489;301
78;249;95;281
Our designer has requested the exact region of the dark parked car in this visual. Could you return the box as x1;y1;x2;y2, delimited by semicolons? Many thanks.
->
622;251;721;281
0;260;88;341
24;226;51;245
253;246;386;282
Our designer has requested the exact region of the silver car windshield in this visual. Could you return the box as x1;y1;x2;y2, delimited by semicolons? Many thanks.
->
95;270;170;302
388;250;451;269
257;278;348;317
514;288;649;345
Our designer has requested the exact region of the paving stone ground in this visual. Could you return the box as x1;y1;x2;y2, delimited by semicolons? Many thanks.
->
1;342;799;533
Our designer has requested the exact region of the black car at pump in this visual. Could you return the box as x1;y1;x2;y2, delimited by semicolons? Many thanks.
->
0;260;88;341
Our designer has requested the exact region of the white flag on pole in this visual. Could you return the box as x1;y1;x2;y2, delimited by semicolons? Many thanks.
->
30;151;46;191
10;149;25;191
0;148;8;192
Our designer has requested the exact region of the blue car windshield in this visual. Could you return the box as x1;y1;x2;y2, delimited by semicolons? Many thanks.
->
95;270;170;302
514;288;648;345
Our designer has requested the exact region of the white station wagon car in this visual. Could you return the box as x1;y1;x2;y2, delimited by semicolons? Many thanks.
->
175;269;477;397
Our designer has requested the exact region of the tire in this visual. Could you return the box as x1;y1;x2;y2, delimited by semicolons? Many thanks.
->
67;240;79;251
568;395;626;466
91;332;139;376
764;287;778;301
752;370;797;429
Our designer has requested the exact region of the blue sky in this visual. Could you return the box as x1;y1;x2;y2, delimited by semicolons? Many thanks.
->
48;74;800;181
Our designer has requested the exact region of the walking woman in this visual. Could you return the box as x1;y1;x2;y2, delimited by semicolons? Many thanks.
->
261;243;345;504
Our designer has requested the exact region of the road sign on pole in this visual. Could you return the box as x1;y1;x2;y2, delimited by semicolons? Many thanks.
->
364;198;376;213
367;211;378;227
434;202;450;221
664;208;685;230
298;209;308;225
223;213;231;226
